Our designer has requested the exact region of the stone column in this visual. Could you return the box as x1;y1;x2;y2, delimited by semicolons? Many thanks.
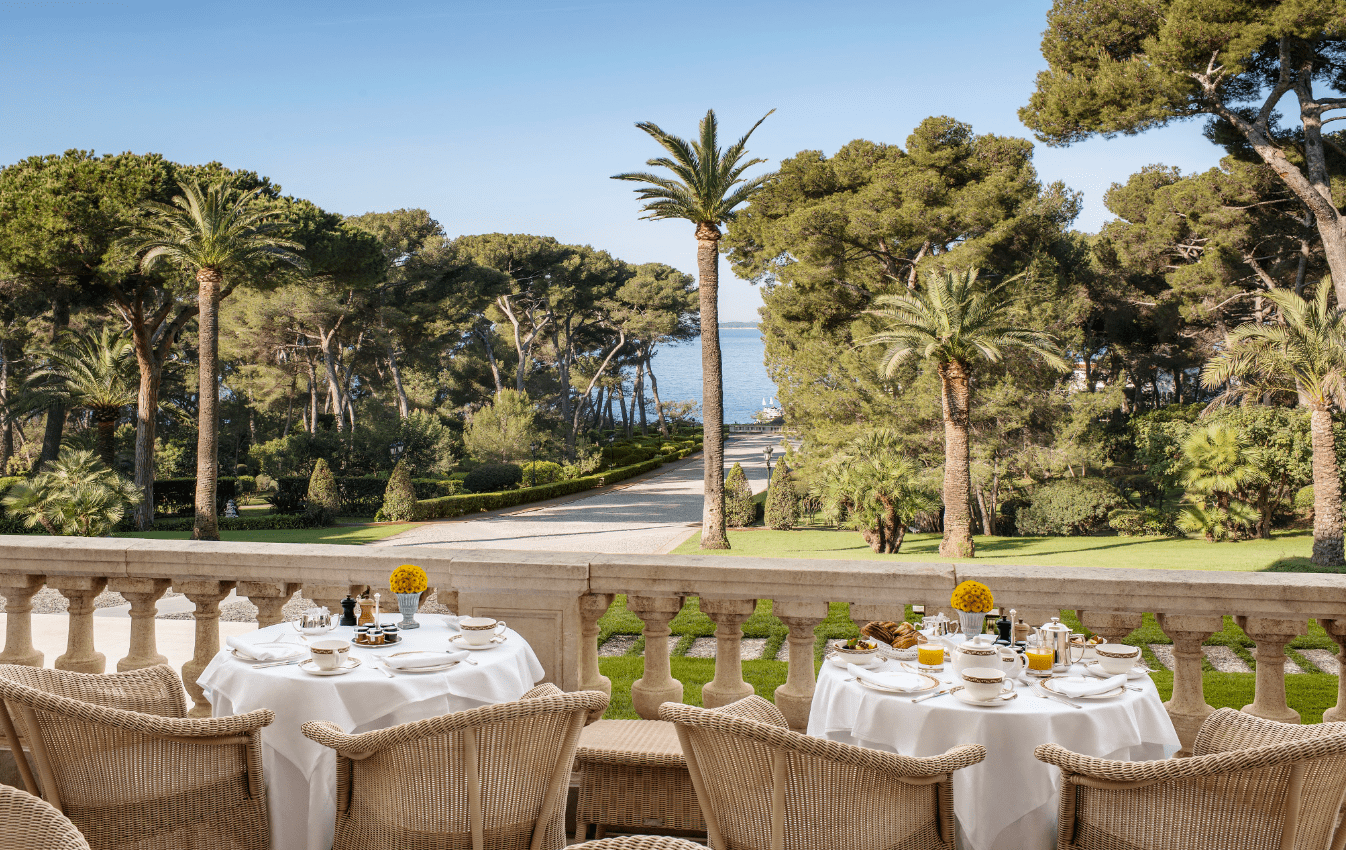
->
1079;611;1144;645
0;575;45;667
180;580;236;717
578;593;615;719
49;576;108;673
238;581;300;628
1319;618;1346;723
1156;614;1222;755
1236;616;1306;724
628;595;684;720
107;578;171;672
701;597;757;709
772;600;827;732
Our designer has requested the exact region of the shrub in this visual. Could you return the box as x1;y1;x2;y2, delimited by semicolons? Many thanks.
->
378;461;420;523
2;448;142;536
520;461;564;486
463;463;523;494
266;485;306;515
765;462;798;530
418;456;665;519
724;463;755;527
411;479;461;499
305;459;341;524
464;390;539;463
1016;478;1126;536
1108;507;1181;537
152;478;238;516
1294;485;1314;518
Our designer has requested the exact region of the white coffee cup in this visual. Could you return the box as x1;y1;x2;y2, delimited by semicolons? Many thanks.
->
460;617;507;646
310;639;350;671
959;667;1012;701
1095;644;1141;675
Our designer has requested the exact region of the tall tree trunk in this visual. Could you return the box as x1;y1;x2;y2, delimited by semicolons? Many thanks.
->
318;328;347;432
387;342;410;419
938;361;974;558
306;358;319;433
696;224;728;549
193;269;222;541
37;296;70;469
617;383;630;436
1309;407;1344;566
0;340;11;473
646;355;668;436
634;354;647;434
475;325;504;395
282;376;295;438
977;489;993;536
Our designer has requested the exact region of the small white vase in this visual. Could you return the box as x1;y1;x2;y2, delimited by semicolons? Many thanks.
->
956;610;986;637
395;592;421;629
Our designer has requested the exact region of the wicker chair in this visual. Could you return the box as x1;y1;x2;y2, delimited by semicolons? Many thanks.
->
0;664;274;850
660;696;987;850
1035;707;1346;850
570;838;705;849
301;684;608;850
0;785;91;850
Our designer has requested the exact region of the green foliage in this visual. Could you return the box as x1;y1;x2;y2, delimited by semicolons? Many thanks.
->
1016;478;1126;537
724;463;755;527
463;463;524;494
152;478;238;516
148;512;330;533
418;456;666;520
2;448;142;536
1108;507;1182;538
765;461;798;531
463;390;539;464
378;461;420;523
305;458;340;524
809;429;936;553
520;460;564;486
1177;502;1258;543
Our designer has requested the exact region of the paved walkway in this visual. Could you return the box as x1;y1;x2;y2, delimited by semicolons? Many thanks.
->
372;434;782;554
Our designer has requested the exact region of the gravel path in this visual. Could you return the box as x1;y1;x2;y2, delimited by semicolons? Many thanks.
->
371;434;782;554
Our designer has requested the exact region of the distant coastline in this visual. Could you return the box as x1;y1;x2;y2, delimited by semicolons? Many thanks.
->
719;321;759;329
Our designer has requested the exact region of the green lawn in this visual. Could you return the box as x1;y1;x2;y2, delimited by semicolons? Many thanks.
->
115;522;415;545
674;528;1326;572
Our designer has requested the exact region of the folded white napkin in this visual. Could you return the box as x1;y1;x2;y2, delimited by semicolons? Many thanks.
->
227;637;301;662
1053;674;1127;698
441;615;461;630
847;664;928;692
384;650;468;670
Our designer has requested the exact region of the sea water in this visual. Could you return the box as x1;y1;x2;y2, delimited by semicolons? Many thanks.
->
649;327;778;425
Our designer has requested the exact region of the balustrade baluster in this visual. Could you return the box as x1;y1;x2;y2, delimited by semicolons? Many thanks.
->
1078;612;1144;645
49;576;107;673
1319;618;1346;723
107;578;170;671
238;581;300;628
701;597;756;709
1236;616;1306;724
627;595;683;719
578;593;615;719
0;575;45;667
1156;614;1222;755
772;601;827;732
179;580;235;717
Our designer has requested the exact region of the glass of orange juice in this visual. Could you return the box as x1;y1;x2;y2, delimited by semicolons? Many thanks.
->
917;643;945;671
1025;643;1055;676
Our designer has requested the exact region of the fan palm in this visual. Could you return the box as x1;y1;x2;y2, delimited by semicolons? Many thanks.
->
813;429;937;553
1202;283;1346;566
2;447;142;536
123;179;304;540
26;327;136;468
1179;425;1262;513
613;108;774;550
860;269;1069;558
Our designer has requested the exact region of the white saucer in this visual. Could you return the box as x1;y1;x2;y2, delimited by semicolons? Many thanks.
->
230;643;305;662
1086;663;1149;680
953;689;1010;707
298;657;362;676
449;633;506;650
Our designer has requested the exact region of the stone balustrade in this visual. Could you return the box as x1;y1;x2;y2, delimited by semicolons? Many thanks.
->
0;536;1342;750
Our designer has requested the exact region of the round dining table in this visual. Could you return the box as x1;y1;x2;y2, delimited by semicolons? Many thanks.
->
808;655;1180;850
198;614;545;850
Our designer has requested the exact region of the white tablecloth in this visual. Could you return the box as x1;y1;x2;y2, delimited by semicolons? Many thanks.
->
198;614;545;850
808;660;1180;850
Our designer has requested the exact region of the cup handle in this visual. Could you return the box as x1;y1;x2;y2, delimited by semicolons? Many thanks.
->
1068;643;1087;664
495;620;508;636
1001;679;1016;694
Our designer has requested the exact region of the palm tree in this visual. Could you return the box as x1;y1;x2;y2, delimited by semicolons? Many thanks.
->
27;327;137;468
613;108;774;550
124;180;304;540
1202;283;1346;566
3;447;142;537
813;429;937;553
860;269;1069;558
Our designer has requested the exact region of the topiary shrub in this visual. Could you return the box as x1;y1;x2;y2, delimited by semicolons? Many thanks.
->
1108;506;1181;537
520;461;563;486
1016;478;1126;536
305;458;341;524
724;463;755;527
378;460;420;522
765;462;798;530
463;463;523;494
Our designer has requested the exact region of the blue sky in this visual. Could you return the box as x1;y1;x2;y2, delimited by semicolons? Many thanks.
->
1;0;1225;322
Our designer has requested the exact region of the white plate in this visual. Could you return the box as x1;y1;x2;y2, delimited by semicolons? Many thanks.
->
1041;677;1124;699
1086;663;1149;681
384;651;460;674
230;643;305;663
856;671;941;695
953;688;1011;707
298;657;363;676
449;633;506;651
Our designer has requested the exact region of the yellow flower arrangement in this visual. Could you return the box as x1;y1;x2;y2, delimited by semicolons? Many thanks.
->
389;564;428;595
950;580;993;613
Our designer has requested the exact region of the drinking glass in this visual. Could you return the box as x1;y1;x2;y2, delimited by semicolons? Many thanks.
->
1025;644;1055;676
917;643;945;671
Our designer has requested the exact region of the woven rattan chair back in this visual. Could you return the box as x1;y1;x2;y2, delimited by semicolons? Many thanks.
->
1036;707;1346;850
570;837;706;849
661;696;986;850
0;785;90;850
302;684;609;850
0;666;274;850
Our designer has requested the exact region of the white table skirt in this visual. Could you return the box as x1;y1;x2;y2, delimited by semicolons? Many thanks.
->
199;614;545;850
808;661;1180;850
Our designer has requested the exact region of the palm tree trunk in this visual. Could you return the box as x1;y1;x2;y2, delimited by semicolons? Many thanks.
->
0;340;12;474
95;416;117;468
938;361;975;558
130;333;160;530
1310;407;1345;566
697;224;728;549
193;268;222;541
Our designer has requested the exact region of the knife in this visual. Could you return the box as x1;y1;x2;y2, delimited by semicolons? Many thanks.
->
1035;686;1083;709
912;686;961;703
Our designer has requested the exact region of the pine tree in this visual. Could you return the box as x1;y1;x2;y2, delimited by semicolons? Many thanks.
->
724;462;755;527
765;460;798;531
305;458;340;524
379;460;420;522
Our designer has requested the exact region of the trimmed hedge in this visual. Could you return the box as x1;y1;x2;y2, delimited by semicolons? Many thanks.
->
417;456;667;520
135;513;331;532
153;478;238;516
266;475;459;516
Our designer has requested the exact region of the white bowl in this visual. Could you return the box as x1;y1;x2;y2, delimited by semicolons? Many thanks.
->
829;644;879;668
